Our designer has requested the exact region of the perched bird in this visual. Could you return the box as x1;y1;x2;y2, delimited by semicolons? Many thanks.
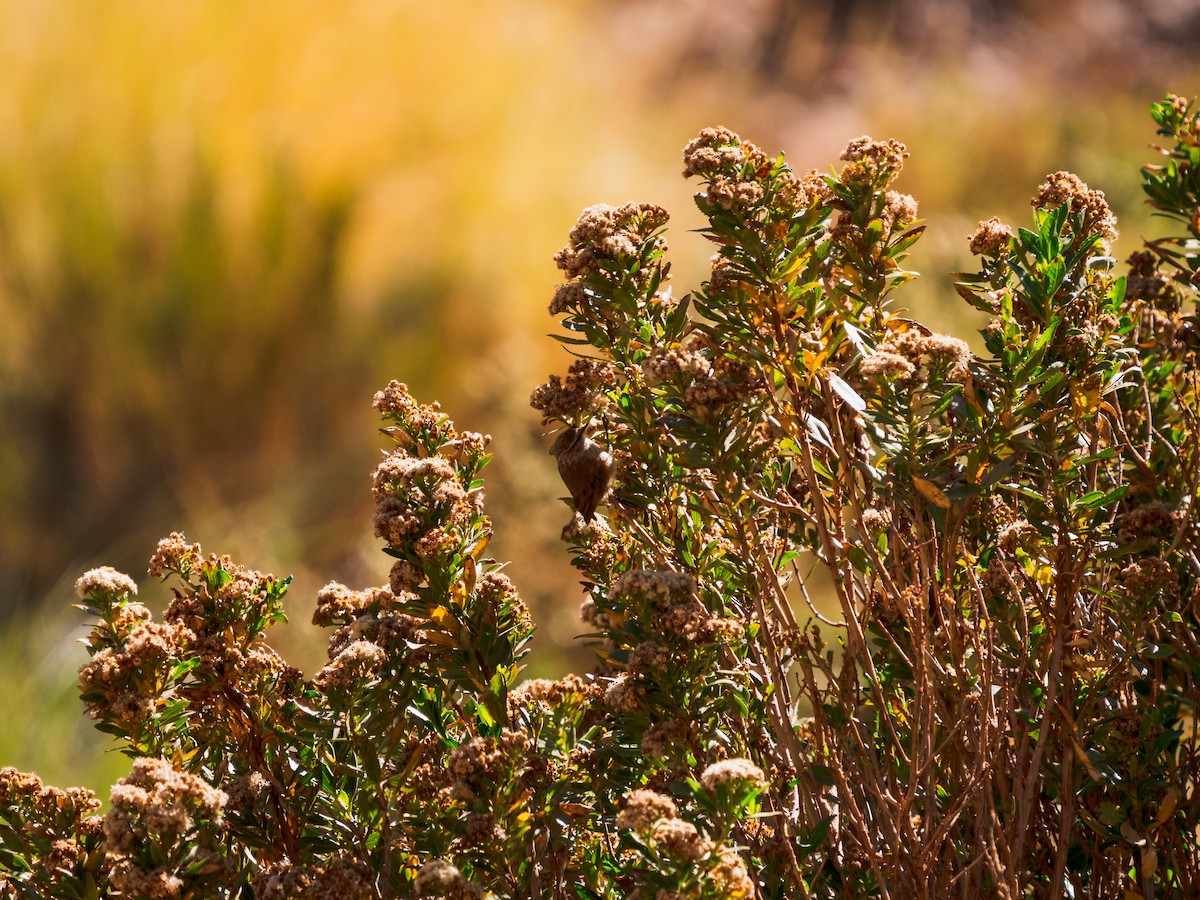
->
550;426;615;521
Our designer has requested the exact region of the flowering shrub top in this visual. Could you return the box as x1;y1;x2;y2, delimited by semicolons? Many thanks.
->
3;93;1200;899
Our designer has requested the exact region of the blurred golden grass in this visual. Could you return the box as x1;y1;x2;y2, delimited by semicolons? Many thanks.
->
0;0;1194;794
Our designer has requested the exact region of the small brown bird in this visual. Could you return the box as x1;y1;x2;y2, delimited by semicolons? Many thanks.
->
550;426;615;521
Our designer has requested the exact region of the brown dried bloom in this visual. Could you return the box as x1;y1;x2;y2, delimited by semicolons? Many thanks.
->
147;532;203;579
254;864;315;898
530;358;619;423
693;615;746;643
706;175;765;210
314;585;398;633
413;859;484;898
448;730;530;792
79;621;193;721
75;566;138;599
707;253;741;293
801;169;835;204
109;864;184;899
371;452;476;551
885;329;971;383
553;202;669;277
859;350;916;387
0;766;102;824
683;375;744;417
232;646;288;688
371;453;460;503
969;217;1014;256
254;859;382;900
110;602;153;635
41;837;84;878
700;758;768;794
312;581;367;627
1125;250;1173;306
682;126;747;178
1031;171;1118;245
508;673;602;719
610;569;697;606
1032;171;1087;209
222;771;270;813
627;640;672;677
254;859;379;900
414;526;458;559
861;507;892;536
389;559;427;592
839;136;909;188
682;357;759;419
883;191;919;228
440;430;490;464
372;380;450;438
462;811;503;848
104;758;225;854
561;514;618;568
277;858;377;900
106;692;155;726
1120;557;1179;599
651;817;712;863
710;847;755;897
604;673;645;712
1116;502;1178;545
642;347;712;387
477;572;531;627
327;609;419;659
549;280;587;316
641;719;691;759
770;169;814;214
656;600;711;640
617;789;678;833
997;520;1040;555
313;640;385;691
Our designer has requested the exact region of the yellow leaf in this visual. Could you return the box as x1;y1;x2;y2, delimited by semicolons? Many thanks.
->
913;476;951;509
451;556;477;605
468;533;491;561
1070;381;1100;418
962;372;983;413
890;316;933;337
1153;786;1179;826
429;605;454;627
802;348;828;377
1034;564;1054;588
558;802;594;817
507;789;534;814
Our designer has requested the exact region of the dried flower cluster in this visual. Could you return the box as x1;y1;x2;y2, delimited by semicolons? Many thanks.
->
552;202;669;279
1031;170;1119;246
529;357;619;423
969;215;1014;257
839;135;909;188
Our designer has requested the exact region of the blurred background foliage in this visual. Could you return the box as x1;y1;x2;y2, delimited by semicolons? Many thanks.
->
0;0;1197;794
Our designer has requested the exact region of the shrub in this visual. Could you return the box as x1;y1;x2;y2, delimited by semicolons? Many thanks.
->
3;93;1199;899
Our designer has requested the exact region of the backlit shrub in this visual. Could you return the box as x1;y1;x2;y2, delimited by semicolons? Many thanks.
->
3;93;1199;899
